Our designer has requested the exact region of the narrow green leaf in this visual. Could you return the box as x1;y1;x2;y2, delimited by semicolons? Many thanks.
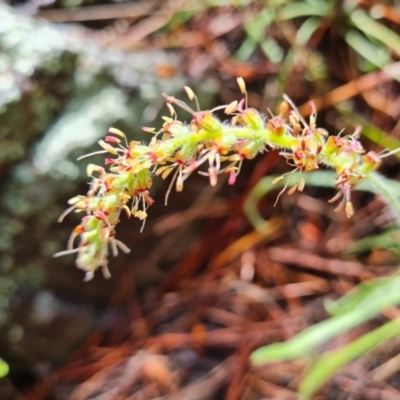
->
250;276;400;365
324;276;400;317
350;9;400;56
345;229;400;257
278;1;330;20
299;318;400;399
345;30;392;72
365;172;400;226
296;17;320;46
244;170;336;231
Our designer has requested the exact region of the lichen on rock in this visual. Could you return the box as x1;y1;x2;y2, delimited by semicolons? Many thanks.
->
0;3;216;365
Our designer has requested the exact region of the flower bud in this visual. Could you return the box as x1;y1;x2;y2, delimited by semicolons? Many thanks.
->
225;101;238;115
105;136;121;144
192;111;222;133
142;127;156;133
108;127;125;137
184;86;195;101
82;216;101;231
361;151;381;172
239;108;264;130
228;169;237;185
98;140;118;155
267;116;286;136
237;77;246;94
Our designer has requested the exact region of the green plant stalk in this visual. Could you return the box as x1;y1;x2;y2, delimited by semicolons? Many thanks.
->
245;170;400;232
244;171;336;231
250;276;400;365
299;318;400;399
157;127;294;154
325;275;400;317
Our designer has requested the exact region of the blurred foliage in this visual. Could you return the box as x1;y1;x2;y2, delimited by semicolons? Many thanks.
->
250;260;400;397
299;316;400;399
0;358;9;378
347;228;400;257
251;274;400;363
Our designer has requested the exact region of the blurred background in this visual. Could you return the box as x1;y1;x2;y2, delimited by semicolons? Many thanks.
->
1;0;400;399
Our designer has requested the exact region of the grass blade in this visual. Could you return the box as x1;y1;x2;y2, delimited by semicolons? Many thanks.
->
299;318;400;399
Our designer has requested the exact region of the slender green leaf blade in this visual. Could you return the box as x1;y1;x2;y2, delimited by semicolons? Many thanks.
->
299;319;400;399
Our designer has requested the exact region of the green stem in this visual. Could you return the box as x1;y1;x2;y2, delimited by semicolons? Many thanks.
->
251;275;400;364
245;170;400;232
156;126;294;157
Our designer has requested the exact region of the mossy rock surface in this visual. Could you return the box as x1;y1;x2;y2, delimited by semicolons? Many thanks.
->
0;3;216;368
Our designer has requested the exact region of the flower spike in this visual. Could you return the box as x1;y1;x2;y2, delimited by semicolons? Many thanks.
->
57;78;385;280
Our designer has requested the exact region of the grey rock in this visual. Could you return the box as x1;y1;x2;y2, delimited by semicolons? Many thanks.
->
0;3;216;367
